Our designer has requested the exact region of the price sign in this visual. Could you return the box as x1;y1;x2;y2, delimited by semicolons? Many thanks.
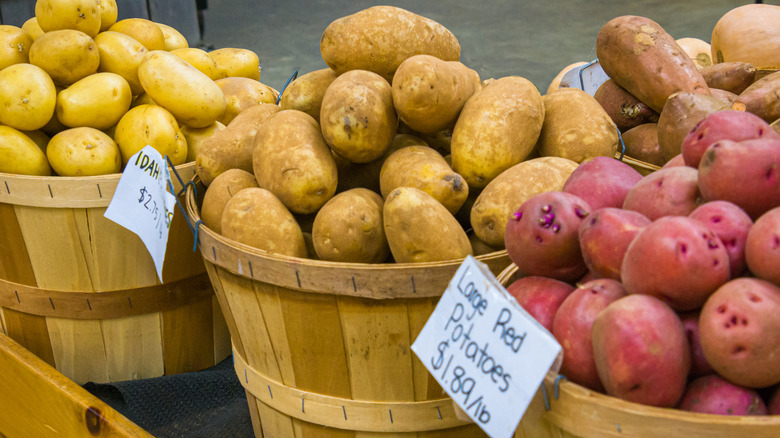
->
104;146;176;282
411;256;562;438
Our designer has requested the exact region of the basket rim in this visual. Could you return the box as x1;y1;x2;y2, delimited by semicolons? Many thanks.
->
185;175;510;299
0;162;196;208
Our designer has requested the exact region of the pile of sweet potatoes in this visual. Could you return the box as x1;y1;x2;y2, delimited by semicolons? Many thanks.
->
592;7;780;168
503;107;780;415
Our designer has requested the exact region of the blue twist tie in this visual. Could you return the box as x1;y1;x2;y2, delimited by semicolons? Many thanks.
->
554;374;568;400
193;220;204;252
541;381;551;411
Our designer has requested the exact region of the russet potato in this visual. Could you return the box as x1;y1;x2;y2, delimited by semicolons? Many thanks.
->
201;169;258;234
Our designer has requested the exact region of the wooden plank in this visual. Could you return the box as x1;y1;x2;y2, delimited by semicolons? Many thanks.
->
14;205;110;384
337;296;416;438
0;332;152;437
161;297;214;374
212;295;231;363
0;202;56;365
218;268;296;437
148;0;200;47
408;297;446;401
0;0;35;26
115;0;150;20
81;207;165;381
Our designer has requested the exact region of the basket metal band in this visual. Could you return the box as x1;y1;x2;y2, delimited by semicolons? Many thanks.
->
232;346;473;433
0;273;214;320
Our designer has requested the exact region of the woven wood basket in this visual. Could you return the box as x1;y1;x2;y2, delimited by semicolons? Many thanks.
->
497;263;780;438
0;164;231;384
185;176;513;437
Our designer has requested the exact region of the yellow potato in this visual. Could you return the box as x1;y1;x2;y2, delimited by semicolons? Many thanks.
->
209;48;261;80
97;0;119;31
312;188;389;263
156;22;189;51
215;76;278;125
0;25;33;70
94;31;149;95
131;92;157;108
46;127;121;176
170;47;221;79
35;0;101;37
21;130;51;152
108;18;166;51
21;18;44;41
0;125;51;175
28;29;100;86
113;104;188;165
0;63;56;131
138;50;226;128
320;69;397;163
56;72;132;129
221;187;307;257
279;68;337;124
40;110;68;137
383;187;472;263
181;121;225;162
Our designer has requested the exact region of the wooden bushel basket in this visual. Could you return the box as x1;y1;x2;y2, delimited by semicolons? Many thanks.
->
0;164;231;384
497;263;780;438
185;176;512;437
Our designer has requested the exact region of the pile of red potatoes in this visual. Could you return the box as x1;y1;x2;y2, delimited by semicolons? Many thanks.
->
503;106;780;415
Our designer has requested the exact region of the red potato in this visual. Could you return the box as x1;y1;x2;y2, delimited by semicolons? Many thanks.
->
689;201;754;277
661;153;686;168
745;207;780;286
593;78;659;132
561;156;643;211
621;216;731;311
698;138;780;219
505;191;592;282
679;311;715;378
681;110;779;168
699;278;780;388
506;276;575;333
578;208;651;281
656;92;730;163
596;16;710;114
592;294;690;407
677;375;767;416
622;166;701;221
552;278;626;392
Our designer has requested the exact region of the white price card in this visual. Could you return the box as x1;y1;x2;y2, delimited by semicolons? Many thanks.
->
411;256;562;438
104;145;176;282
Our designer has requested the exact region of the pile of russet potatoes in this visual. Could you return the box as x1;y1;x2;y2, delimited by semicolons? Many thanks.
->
3;0;780;419
502;4;780;417
0;0;273;177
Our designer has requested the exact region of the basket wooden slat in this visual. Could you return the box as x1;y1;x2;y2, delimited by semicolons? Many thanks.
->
186;176;510;437
0;164;230;384
497;263;780;438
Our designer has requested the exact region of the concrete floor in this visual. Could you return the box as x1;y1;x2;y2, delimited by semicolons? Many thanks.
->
200;0;779;94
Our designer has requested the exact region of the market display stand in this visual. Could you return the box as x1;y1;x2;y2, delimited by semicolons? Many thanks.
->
0;0;201;47
0;332;153;437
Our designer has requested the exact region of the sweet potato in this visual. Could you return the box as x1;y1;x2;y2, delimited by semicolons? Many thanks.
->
700;62;757;95
734;70;780;123
596;15;710;114
621;123;664;167
656;91;729;163
593;78;658;132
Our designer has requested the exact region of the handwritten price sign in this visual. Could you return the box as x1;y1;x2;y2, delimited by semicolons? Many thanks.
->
104;146;176;282
412;256;562;438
